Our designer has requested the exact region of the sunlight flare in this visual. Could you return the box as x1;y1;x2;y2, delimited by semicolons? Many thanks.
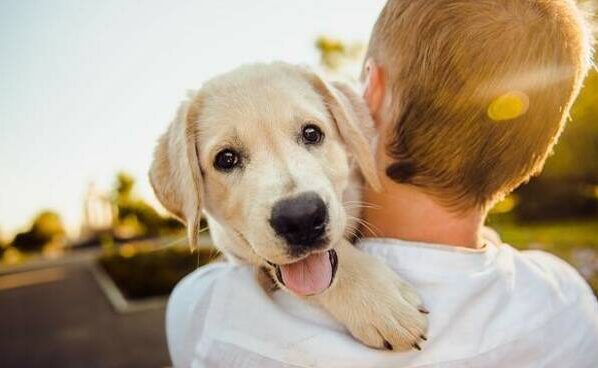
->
487;91;529;122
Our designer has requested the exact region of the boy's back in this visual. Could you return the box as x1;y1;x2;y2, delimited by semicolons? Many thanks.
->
167;233;598;367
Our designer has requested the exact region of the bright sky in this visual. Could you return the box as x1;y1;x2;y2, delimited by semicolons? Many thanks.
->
0;0;385;238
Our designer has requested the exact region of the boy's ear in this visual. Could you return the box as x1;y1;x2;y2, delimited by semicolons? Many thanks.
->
149;92;204;248
302;70;382;191
362;58;385;125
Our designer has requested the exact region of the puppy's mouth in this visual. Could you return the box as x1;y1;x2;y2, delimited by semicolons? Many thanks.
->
267;249;338;296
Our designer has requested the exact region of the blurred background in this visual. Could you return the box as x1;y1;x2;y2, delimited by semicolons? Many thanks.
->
0;0;596;367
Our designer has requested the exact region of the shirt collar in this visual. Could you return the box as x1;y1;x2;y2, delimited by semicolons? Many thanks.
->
356;233;501;274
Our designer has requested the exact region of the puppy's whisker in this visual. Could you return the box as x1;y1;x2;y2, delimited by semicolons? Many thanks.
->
343;204;380;210
347;215;381;238
358;218;381;237
343;199;378;206
343;200;382;210
203;246;222;267
345;224;364;239
343;202;377;207
145;234;188;253
346;220;363;238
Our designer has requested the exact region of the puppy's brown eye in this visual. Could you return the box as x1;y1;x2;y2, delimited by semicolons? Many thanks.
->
214;149;240;171
301;124;324;145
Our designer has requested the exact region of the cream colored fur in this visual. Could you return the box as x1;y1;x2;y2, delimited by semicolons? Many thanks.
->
149;62;427;350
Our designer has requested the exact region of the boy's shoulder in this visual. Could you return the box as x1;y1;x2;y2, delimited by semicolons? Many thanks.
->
496;245;598;339
165;262;260;367
499;246;598;366
511;246;595;302
173;261;254;292
167;262;260;323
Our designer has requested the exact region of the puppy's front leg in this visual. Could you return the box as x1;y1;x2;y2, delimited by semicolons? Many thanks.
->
310;240;428;351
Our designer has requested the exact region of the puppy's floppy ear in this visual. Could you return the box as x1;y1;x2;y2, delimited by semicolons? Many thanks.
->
149;91;204;248
303;70;382;191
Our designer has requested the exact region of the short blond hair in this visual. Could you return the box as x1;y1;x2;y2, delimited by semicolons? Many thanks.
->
366;0;594;209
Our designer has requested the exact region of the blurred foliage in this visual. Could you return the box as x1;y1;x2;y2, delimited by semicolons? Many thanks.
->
0;229;6;248
112;172;184;239
316;35;365;74
0;235;5;258
514;181;597;222
99;242;219;299
115;172;135;198
512;62;598;222
10;211;66;253
543;68;598;182
1;247;25;266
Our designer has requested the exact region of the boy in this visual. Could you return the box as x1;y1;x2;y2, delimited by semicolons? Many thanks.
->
167;1;598;366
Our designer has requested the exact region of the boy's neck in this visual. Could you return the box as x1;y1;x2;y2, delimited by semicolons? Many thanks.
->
361;181;486;249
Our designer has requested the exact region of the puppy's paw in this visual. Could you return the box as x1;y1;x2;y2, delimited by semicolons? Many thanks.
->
345;274;428;351
312;242;428;351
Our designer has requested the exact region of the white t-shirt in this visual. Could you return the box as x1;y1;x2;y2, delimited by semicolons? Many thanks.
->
166;235;598;368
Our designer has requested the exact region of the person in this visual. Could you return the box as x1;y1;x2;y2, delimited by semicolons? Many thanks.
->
166;0;598;367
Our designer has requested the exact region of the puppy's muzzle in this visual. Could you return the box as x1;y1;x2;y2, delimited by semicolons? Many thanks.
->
269;191;329;255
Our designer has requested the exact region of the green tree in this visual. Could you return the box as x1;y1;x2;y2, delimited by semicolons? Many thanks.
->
543;65;598;182
11;211;66;252
514;57;598;221
116;172;135;199
315;35;364;74
112;172;183;237
0;228;6;257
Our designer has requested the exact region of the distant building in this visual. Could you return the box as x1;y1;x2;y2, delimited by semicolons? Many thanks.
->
81;183;114;238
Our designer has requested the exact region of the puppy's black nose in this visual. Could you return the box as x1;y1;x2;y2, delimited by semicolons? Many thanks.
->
269;192;328;251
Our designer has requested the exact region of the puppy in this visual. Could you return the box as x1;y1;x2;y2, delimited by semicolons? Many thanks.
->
150;62;428;351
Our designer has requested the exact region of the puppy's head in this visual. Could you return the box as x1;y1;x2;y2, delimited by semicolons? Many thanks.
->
150;63;379;295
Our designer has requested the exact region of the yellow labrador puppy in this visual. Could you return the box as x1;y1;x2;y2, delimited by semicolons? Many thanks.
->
150;62;428;351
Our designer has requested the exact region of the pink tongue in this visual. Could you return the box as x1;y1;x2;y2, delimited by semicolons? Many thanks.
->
279;252;332;296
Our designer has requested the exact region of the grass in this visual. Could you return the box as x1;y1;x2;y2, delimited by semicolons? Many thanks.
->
488;218;598;294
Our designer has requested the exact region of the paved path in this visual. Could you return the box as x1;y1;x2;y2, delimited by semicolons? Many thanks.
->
0;262;170;367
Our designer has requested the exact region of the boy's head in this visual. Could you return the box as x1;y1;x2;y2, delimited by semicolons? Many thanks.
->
363;0;594;210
